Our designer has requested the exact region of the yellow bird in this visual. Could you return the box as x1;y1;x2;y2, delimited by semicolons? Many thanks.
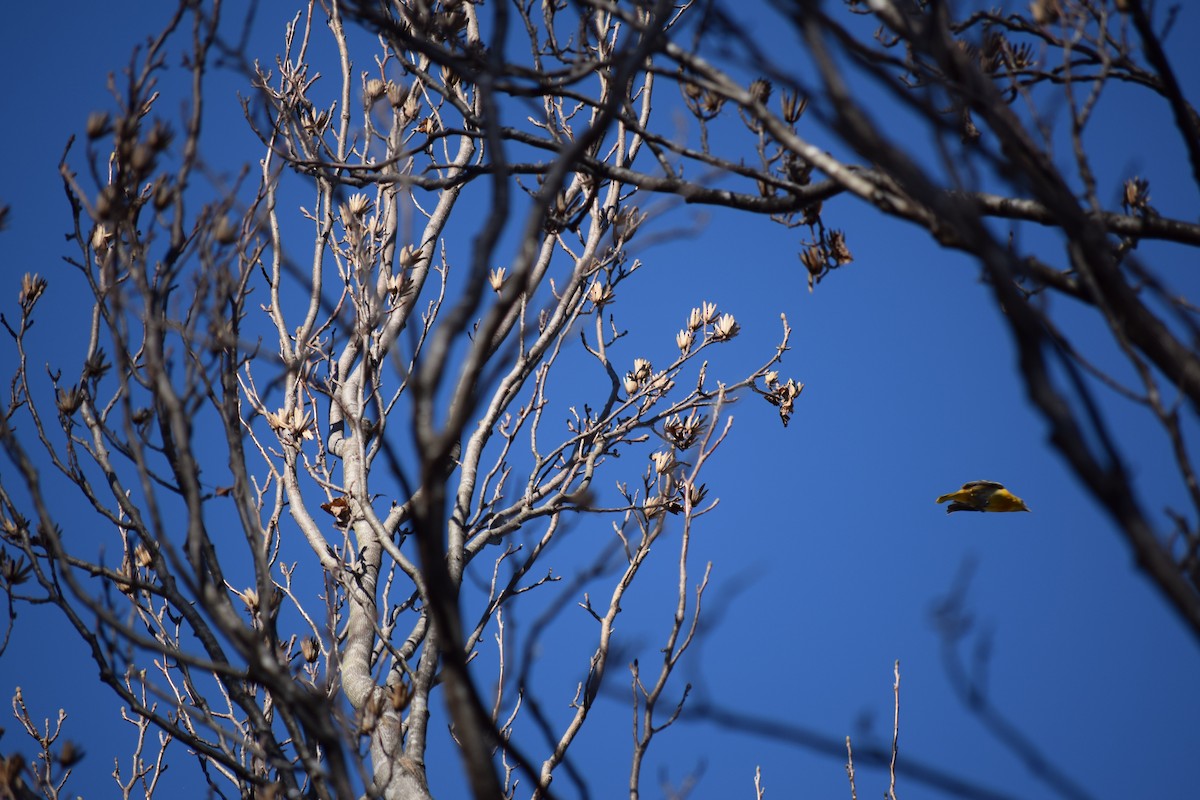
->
936;481;1030;514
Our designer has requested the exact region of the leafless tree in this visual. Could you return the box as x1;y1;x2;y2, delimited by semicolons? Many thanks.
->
1;0;1196;798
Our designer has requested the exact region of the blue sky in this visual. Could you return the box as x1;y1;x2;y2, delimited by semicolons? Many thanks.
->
2;2;1198;799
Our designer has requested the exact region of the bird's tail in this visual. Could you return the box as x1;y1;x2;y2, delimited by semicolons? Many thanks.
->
935;493;954;504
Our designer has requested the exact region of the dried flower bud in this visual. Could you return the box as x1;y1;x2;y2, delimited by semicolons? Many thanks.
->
644;494;668;519
801;246;825;292
386;81;406;107
115;557;136;596
650;450;676;474
749;78;771;104
365;78;387;101
402;91;422;123
784;153;814;186
676;329;693;353
712;313;740;341
134;543;153;568
764;377;804;427
700;90;725;115
145;121;172;152
398;244;420;267
648;371;674;395
587;281;614;307
612;206;644;243
1123;177;1151;212
265;405;314;441
310;109;333;135
632;358;653;382
389;680;412;710
129;143;156;176
56;385;84;415
301;636;320;663
18;273;46;309
152;177;173;211
213;215;238;245
800;246;824;275
781;91;808;124
663;410;706;450
827;230;853;264
242;588;260;612
90;224;113;253
386;272;410;299
623;373;640;396
1031;0;1061;25
346;193;372;217
488;267;506;293
83;349;111;380
764;370;779;388
94;185;122;220
0;552;32;587
85;111;110;139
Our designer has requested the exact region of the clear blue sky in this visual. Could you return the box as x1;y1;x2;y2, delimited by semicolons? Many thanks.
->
2;3;1198;799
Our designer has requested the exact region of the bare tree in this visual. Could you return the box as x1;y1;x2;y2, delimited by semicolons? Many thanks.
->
1;0;1197;798
3;2;788;798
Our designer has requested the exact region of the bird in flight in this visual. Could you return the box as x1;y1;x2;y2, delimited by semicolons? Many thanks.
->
936;481;1030;514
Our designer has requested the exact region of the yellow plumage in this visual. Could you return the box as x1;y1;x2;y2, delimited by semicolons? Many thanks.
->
936;481;1030;514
